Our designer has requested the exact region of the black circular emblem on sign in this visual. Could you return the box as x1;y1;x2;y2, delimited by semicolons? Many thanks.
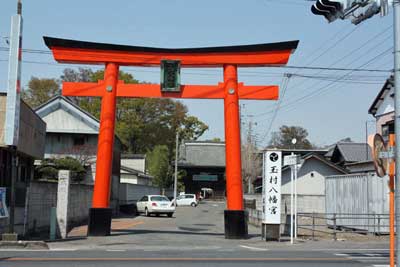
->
269;152;279;162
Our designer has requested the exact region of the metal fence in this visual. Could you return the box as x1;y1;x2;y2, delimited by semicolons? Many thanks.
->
326;173;389;230
297;212;390;241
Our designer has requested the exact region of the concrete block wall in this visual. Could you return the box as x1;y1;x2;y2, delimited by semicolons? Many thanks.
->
27;182;58;233
0;180;95;237
67;184;93;228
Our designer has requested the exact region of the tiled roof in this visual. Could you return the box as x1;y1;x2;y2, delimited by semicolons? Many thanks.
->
178;141;225;167
335;142;372;162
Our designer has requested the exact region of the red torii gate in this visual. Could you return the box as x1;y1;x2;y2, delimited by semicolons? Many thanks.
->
44;37;298;239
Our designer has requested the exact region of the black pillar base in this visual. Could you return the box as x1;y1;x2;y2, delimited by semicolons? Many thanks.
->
224;210;248;239
87;208;112;236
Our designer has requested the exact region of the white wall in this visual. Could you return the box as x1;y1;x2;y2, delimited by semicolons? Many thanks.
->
376;85;394;117
42;108;97;134
281;158;343;196
121;158;146;173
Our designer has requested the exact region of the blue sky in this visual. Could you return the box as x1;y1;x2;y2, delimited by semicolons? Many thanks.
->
0;0;393;147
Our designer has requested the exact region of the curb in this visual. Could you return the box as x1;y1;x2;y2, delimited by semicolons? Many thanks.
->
0;241;49;250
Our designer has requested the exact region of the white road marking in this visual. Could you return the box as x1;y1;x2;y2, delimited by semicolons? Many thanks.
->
50;248;77;251
106;249;126;252
0;249;50;252
348;257;388;259
240;245;269;251
312;248;389;251
366;253;385;257
335;253;389;260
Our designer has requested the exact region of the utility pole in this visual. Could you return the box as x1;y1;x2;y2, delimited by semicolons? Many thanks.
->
393;0;400;262
247;120;253;194
173;131;179;206
17;0;22;15
310;0;395;265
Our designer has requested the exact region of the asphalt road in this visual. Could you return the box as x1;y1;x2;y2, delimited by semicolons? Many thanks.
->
0;201;390;267
0;249;389;266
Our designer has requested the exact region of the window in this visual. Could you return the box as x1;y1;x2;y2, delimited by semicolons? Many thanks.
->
185;195;194;199
73;136;85;146
139;196;148;202
382;121;394;143
150;196;169;202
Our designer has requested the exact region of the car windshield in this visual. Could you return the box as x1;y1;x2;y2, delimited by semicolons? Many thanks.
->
150;196;170;202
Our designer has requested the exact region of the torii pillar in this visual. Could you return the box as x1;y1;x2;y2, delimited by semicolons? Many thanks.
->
44;37;298;239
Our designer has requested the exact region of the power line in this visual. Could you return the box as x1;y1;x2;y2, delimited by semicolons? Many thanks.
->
303;25;362;67
282;65;390;72
260;74;292;144
252;27;393;118
271;47;393;116
254;46;392;125
283;26;393;97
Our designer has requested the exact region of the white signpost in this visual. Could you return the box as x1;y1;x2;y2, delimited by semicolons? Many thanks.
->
262;151;282;240
4;14;23;147
284;153;300;244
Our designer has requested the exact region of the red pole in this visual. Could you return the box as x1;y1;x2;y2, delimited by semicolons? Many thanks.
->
223;64;244;211
92;63;119;208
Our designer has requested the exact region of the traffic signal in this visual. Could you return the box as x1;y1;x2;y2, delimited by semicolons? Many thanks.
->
311;0;389;24
311;0;346;23
350;0;382;24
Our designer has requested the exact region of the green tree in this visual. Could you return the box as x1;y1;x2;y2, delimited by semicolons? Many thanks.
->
147;145;170;190
35;157;86;182
22;77;60;108
268;125;313;149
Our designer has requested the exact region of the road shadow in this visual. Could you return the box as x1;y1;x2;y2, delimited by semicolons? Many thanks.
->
111;229;224;237
110;229;259;240
45;236;87;243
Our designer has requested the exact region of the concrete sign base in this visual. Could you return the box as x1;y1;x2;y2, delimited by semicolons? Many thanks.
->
262;223;280;241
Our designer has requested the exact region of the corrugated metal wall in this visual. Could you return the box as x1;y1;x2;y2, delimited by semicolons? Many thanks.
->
326;173;389;233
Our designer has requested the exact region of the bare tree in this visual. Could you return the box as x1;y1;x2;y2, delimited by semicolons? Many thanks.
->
57;144;97;167
242;121;261;194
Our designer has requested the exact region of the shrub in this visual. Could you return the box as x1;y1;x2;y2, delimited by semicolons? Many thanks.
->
35;157;86;182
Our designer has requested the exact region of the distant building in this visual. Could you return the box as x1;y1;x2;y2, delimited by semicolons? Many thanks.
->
35;96;121;209
0;93;46;231
327;142;373;173
178;141;226;198
35;96;122;183
120;154;152;185
281;153;347;213
368;76;394;143
253;148;329;191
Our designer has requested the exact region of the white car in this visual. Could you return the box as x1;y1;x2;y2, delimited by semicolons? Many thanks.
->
136;195;175;217
175;194;198;207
